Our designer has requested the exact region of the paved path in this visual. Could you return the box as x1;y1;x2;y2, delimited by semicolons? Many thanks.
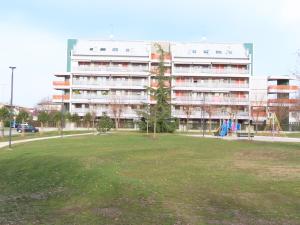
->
186;134;300;143
0;132;94;149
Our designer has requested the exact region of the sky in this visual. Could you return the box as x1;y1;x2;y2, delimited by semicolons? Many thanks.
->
0;0;300;107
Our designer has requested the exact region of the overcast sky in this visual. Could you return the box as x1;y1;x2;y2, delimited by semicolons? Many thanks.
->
0;0;300;107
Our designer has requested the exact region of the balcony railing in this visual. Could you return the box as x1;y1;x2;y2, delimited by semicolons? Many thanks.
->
268;99;298;104
173;96;249;104
72;94;147;101
53;81;70;86
151;53;171;60
52;94;70;101
173;82;249;89
268;85;299;92
72;66;149;73
72;80;147;87
173;67;249;75
72;108;138;116
172;110;249;118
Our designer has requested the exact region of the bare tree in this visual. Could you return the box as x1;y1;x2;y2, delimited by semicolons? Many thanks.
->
203;104;215;134
251;94;267;132
291;90;300;123
182;105;193;132
109;95;124;130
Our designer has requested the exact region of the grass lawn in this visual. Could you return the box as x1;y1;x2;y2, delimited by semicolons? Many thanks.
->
0;130;93;142
0;133;299;225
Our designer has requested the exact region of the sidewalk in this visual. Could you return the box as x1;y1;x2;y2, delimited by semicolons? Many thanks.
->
0;132;94;149
186;134;300;143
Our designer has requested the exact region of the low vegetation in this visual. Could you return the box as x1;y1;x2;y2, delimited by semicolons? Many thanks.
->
0;133;299;224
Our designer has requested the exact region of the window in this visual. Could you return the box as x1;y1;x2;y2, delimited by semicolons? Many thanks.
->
89;48;94;51
100;48;106;51
112;48;118;52
226;50;232;55
125;48;130;52
192;49;197;54
216;50;222;54
203;50;209;54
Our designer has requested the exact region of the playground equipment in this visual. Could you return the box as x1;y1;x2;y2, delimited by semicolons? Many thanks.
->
264;112;285;136
214;119;242;137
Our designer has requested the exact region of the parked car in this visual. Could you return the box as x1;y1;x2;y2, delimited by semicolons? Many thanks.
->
16;124;39;133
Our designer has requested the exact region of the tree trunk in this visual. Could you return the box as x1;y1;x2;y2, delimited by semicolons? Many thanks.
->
114;118;118;130
153;110;157;138
40;122;44;135
0;120;4;138
21;119;25;137
209;117;212;134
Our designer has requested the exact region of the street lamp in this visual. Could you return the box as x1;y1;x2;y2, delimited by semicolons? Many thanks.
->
60;90;64;138
8;66;16;149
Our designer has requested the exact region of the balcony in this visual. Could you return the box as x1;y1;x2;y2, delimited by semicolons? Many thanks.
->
72;108;139;118
173;67;249;75
53;81;70;89
172;96;249;105
173;82;249;89
72;80;147;89
72;65;149;74
268;85;299;93
172;110;249;119
52;94;70;101
267;98;298;105
72;94;147;103
151;53;171;61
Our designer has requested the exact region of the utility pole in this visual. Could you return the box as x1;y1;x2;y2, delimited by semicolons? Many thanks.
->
60;91;64;138
202;94;206;137
8;66;16;149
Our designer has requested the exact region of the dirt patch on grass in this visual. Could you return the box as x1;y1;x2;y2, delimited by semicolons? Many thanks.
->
234;160;300;179
233;150;300;180
81;156;106;169
92;207;122;219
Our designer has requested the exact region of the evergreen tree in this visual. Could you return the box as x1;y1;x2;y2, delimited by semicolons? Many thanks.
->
138;43;177;135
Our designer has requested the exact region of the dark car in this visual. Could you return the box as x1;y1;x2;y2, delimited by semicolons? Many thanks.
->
16;124;39;133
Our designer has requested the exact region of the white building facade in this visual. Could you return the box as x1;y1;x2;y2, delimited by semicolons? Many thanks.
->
53;39;256;128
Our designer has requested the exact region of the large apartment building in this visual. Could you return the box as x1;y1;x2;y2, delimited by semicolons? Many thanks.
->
53;39;254;128
250;75;299;126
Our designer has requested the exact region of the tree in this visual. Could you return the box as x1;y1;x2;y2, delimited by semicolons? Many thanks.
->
109;95;124;130
83;112;92;129
203;104;215;134
182;105;193;132
138;43;177;136
0;107;10;138
16;110;30;136
37;111;50;134
50;111;64;131
97;113;113;133
70;113;81;128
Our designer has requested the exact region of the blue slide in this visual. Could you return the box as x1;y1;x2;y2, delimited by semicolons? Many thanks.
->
220;122;228;137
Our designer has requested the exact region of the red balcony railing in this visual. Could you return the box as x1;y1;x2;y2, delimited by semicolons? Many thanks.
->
268;85;298;91
53;81;70;86
151;53;171;60
268;99;298;104
52;94;70;101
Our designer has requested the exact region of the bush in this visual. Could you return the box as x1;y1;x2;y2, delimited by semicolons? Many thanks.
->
97;113;113;133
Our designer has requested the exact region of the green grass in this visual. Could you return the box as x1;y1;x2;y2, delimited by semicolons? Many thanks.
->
0;130;93;142
286;133;300;138
0;133;299;225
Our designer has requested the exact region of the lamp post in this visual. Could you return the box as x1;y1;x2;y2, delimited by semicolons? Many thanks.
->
60;91;64;138
8;66;16;149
